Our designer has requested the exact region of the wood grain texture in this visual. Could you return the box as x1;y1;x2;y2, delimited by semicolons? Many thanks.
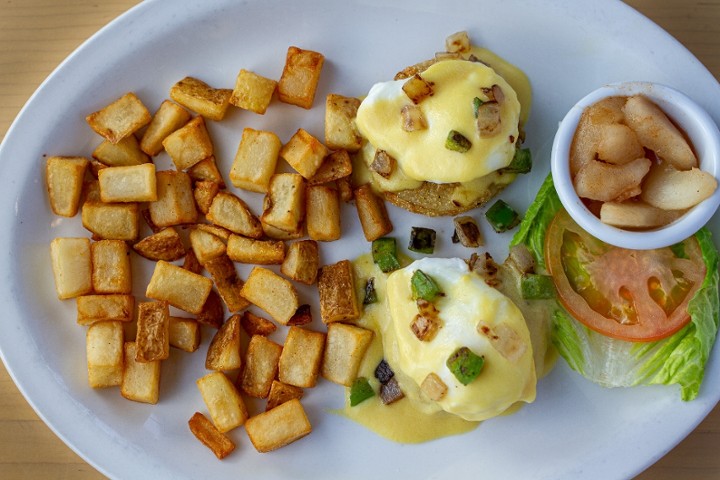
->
0;1;718;479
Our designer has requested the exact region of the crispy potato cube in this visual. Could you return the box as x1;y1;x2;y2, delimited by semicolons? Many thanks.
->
227;234;285;265
169;316;201;353
445;31;471;53
133;227;186;262
240;311;277;336
279;326;325;388
420;372;448;401
46;156;89;217
240;267;299;325
229;128;282;193
287;304;313;326
280;240;319;285
86;321;124;388
240;335;283;398
277;46;324;109
266;380;304;411
50;237;92;299
98;163;157;203
261;220;305;241
170;77;232;121
402;74;434;104
245;398;312;452
206;313;242;371
195;223;232;240
140;100;192;156
206;191;263;238
146;260;213;314
321;322;373;386
203;254;251;312
149;170;198;227
308;149;352;185
189;227;227;265
77;294;134;325
188;156;226;188
93;135;150;166
197;290;224;329
317;259;360;324
230;69;277;114
135;301;170;363
82;202;140;241
196;371;248;432
194;181;221;215
306;184;341;241
91;239;132;294
162;116;214;171
280;129;329;179
121;342;160;404
188;412;236;460
183;247;203;275
325;94;362;152
354;184;393;241
261;173;306;233
86;92;151;143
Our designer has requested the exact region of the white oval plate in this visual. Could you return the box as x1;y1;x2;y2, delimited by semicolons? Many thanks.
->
1;0;719;479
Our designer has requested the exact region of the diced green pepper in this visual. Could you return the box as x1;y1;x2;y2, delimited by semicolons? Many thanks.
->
485;199;521;233
411;269;442;302
408;227;436;254
503;147;532;174
446;347;484;386
445;130;472;153
372;237;401;273
472;96;484;117
521;274;556;299
363;277;378;304
350;377;375;406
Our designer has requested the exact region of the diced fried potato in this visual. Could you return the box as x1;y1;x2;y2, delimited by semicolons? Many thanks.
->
169;316;201;353
336;176;354;202
203;254;251;312
227;234;285;265
261;173;306;233
170;77;233;121
50;237;92;299
91;239;132;294
402;74;433;104
197;290;224;329
206;191;263;238
82;202;140;241
244;398;312;452
183;247;203;275
280;129;329;179
196;371;248;432
189;227;227;265
240;267;299;325
194;180;221;215
640;163;718;210
188;156;226;188
188;412;236;460
240;312;277;337
46;156;89;217
596;123;644;165
194;223;232;240
206;313;242;371
86;92;151;143
140;100;192;156
623;95;698;170
230;69;277;114
240;335;283;398
325;94;362;152
146;260;213;315
86;321;124;388
317;259;361;324
599;201;685;228
321;323;373;386
445;31;470;53
88;159;108;177
133;227;186;262
278;326;325;388
229;128;282;193
141;207;160;233
98;163;157;203
573;157;651;202
135;301;170;363
149;170;198;228
306;184;341;241
162;116;214;171
121;342;161;404
261;220;305;241
93;135;150;166
280;240;319;285
353;184;393;241
266;380;303;411
287;304;313;326
420;372;448;401
76;294;134;325
308;149;352;186
277;46;325;109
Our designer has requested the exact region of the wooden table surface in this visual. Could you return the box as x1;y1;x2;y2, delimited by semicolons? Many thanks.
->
1;0;719;478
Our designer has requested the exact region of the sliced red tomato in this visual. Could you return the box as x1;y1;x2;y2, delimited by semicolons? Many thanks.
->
545;209;706;342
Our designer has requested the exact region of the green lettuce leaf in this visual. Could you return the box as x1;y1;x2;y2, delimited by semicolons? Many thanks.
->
512;174;720;400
